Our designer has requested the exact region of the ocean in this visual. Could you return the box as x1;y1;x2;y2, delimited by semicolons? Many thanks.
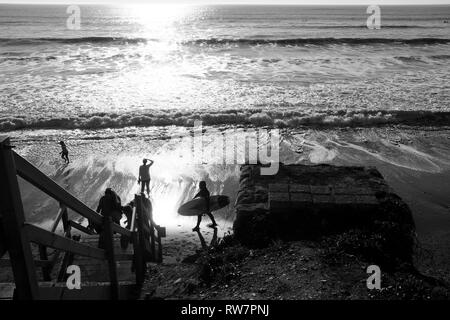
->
1;4;450;265
1;4;450;129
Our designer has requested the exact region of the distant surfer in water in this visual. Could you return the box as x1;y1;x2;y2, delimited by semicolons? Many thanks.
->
59;141;69;164
138;158;154;196
192;181;217;231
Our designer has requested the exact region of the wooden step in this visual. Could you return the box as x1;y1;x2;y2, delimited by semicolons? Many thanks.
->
0;281;139;300
0;283;15;300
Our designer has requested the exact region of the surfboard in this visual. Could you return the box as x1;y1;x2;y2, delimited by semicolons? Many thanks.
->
178;195;230;216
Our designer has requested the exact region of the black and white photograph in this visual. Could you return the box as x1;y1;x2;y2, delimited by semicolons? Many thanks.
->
0;0;449;308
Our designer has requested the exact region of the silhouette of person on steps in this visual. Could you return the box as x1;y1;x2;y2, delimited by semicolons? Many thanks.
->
88;188;122;248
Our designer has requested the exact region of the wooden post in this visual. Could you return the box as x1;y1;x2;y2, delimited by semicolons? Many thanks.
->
149;226;156;261
0;136;39;299
131;231;144;286
134;195;147;277
157;231;163;263
103;215;119;300
61;204;70;237
0;219;6;258
38;245;51;281
147;199;156;261
56;204;73;282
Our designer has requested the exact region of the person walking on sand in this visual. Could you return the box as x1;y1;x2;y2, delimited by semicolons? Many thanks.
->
192;181;217;232
138;158;154;196
59;141;69;164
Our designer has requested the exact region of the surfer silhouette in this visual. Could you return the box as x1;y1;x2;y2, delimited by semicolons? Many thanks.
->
192;181;217;231
59;141;69;164
138;158;154;196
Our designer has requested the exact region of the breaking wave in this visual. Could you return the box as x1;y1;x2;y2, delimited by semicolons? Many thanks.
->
2;109;450;131
0;36;149;46
1;36;450;47
185;37;450;46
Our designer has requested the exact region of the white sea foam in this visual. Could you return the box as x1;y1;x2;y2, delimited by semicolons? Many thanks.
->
2;109;449;132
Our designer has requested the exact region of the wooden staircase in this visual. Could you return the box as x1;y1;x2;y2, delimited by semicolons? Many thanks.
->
0;136;165;300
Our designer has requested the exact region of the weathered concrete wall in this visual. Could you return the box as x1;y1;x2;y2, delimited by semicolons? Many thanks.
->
233;163;416;263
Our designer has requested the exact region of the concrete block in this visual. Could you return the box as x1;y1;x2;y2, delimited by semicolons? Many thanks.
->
290;192;313;203
310;185;331;194
290;184;311;193
269;192;291;210
334;187;374;195
354;195;378;204
268;183;289;193
312;195;334;204
334;195;355;204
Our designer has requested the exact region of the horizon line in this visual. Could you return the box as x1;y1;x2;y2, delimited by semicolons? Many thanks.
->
1;1;450;6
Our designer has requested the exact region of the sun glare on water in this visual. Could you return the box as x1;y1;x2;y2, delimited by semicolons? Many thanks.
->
125;4;195;40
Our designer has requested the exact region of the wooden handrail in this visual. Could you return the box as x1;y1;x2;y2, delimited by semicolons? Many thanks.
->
68;220;95;235
50;207;64;233
112;223;131;237
0;136;40;299
1;136;164;299
25;223;106;260
14;153;102;225
14;153;131;237
130;206;137;232
0;259;53;268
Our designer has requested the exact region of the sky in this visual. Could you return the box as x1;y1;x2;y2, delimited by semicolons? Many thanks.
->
0;0;449;5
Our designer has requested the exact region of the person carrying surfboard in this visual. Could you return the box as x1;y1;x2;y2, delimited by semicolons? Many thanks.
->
138;158;154;196
192;181;218;231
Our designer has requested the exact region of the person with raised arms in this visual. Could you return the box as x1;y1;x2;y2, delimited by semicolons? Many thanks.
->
138;158;154;196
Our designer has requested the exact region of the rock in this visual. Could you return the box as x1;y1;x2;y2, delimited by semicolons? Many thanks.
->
233;163;416;267
182;279;198;295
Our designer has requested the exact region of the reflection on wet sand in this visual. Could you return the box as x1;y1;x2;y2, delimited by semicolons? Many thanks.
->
195;227;218;250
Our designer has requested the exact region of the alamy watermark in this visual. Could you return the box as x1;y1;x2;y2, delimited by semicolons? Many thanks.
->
187;120;280;175
367;5;381;29
66;5;81;30
65;5;381;31
66;264;81;290
366;265;381;290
